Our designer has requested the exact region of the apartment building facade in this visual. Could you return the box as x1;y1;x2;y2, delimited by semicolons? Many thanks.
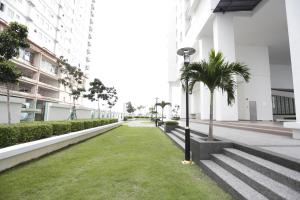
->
0;0;95;120
168;0;300;123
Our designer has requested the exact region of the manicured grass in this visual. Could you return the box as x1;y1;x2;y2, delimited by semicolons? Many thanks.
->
0;125;232;200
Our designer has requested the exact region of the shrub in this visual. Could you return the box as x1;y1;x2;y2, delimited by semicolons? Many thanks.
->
83;120;94;129
70;121;85;132
123;117;128;121
16;123;53;143
171;117;180;121
0;118;118;148
165;121;179;126
0;125;18;148
92;119;102;127
46;121;71;135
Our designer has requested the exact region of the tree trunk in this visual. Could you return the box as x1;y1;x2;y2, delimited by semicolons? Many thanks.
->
6;84;11;125
97;99;100;118
161;108;164;123
208;90;214;141
71;97;77;120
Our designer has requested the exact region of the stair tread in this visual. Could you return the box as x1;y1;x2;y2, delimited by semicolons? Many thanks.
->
213;154;300;200
224;148;300;182
174;128;203;139
170;130;185;141
166;133;185;149
201;160;268;200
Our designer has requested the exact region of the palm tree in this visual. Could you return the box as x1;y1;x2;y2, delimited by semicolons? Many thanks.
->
180;49;250;141
155;101;171;123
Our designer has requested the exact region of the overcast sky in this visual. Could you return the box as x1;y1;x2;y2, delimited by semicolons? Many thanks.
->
87;0;171;112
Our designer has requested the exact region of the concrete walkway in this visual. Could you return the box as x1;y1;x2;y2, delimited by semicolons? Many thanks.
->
179;121;300;162
126;120;155;127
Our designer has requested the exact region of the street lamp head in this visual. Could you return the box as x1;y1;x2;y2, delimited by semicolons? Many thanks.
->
177;47;196;65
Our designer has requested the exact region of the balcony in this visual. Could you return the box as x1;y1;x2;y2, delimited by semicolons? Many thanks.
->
0;83;35;99
213;0;262;13
38;87;59;102
38;82;60;92
19;77;37;85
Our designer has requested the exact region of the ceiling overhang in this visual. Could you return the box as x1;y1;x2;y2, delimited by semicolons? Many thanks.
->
213;0;262;13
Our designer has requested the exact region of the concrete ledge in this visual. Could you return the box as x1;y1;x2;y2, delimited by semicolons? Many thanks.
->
191;138;233;165
284;122;300;139
0;122;123;172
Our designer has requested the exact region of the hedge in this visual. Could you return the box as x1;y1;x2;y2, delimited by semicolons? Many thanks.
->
165;121;179;126
0;118;118;148
45;121;71;136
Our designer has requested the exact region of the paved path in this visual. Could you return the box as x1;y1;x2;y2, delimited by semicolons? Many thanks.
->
126;120;155;127
179;121;300;161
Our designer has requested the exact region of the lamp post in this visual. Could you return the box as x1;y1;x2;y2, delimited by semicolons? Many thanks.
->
155;97;159;127
177;47;196;163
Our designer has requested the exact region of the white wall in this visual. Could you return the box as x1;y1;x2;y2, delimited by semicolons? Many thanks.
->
270;64;294;89
45;103;93;121
0;96;25;124
236;45;273;121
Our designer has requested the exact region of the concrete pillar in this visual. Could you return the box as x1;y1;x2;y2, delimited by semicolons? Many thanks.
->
191;83;201;119
168;83;173;119
199;37;213;120
286;0;300;121
236;46;273;120
213;14;238;121
180;86;186;118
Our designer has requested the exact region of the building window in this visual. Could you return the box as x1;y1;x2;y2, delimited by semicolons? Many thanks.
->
0;3;5;11
8;8;14;18
41;59;58;75
19;49;35;65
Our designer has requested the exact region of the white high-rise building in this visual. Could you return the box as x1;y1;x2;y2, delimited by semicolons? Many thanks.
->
0;0;95;121
168;0;299;125
0;0;94;69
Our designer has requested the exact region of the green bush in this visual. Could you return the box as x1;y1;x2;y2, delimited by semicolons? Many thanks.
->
92;119;102;127
16;123;53;143
165;121;179;126
0;125;18;148
0;118;118;148
46;121;71;135
123;117;128;121
83;120;94;129
70;121;85;132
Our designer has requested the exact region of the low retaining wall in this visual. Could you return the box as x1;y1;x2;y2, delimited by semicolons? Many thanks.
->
0;122;123;172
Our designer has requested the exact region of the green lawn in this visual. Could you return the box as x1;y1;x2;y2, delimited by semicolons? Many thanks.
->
0;125;232;200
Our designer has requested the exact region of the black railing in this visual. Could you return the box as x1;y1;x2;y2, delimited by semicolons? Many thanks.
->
272;95;295;115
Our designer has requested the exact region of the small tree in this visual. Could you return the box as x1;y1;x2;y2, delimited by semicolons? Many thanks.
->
126;102;136;116
180;49;250;141
106;87;118;118
172;105;180;118
149;106;157;121
85;78;107;118
137;105;145;116
58;56;85;120
155;101;171;123
0;22;29;124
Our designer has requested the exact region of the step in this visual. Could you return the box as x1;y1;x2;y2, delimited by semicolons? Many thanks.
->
170;130;185;141
224;148;300;192
174;128;204;139
212;154;300;200
200;160;268;200
166;132;185;150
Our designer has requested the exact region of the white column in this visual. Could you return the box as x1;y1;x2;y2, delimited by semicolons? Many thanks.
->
191;83;201;119
213;14;238;121
236;45;273;120
180;86;186;119
286;0;300;121
168;83;173;119
199;37;213;120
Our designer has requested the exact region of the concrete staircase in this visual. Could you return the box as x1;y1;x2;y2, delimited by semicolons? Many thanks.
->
161;126;300;200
